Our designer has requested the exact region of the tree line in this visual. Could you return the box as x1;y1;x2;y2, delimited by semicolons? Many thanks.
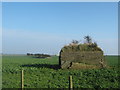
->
27;53;51;58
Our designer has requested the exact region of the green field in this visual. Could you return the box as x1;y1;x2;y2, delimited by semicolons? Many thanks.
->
2;55;119;88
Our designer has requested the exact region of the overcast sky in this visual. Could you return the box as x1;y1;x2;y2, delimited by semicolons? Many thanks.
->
2;2;118;55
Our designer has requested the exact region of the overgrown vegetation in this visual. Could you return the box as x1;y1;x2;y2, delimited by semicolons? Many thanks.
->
2;55;119;88
63;35;102;52
62;43;102;52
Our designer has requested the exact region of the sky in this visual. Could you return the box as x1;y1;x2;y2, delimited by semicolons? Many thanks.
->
2;2;118;55
0;2;2;54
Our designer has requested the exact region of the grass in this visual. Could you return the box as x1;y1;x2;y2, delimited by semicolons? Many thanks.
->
2;55;119;88
105;55;118;66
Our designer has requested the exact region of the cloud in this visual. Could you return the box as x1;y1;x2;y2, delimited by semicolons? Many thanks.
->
96;38;118;55
2;29;71;54
2;29;118;55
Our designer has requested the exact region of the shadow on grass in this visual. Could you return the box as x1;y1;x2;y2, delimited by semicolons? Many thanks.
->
21;64;60;70
32;57;46;58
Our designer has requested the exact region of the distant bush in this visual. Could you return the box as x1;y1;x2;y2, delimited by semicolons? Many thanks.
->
27;53;33;56
70;40;79;45
27;53;51;58
34;54;51;58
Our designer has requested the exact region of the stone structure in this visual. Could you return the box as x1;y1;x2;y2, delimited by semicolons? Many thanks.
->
59;43;105;69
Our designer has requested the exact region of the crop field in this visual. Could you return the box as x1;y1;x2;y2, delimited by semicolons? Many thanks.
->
2;55;119;88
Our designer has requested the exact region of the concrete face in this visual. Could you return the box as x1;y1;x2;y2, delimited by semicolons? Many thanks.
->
59;46;104;69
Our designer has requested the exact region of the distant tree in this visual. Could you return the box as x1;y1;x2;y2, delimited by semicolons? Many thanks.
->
71;40;79;45
34;53;51;58
30;54;33;56
27;53;30;56
84;35;92;44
